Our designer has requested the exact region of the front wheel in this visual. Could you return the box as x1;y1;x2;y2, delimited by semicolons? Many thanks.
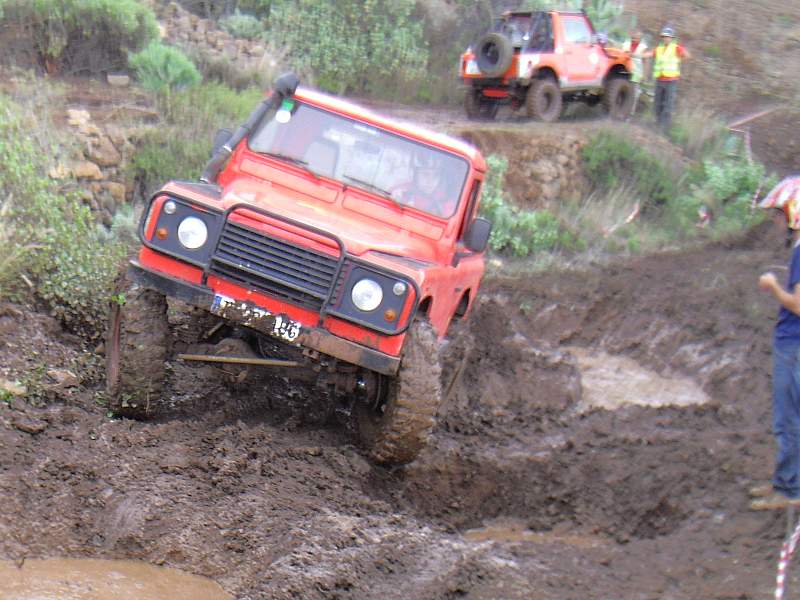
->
356;321;442;465
106;269;169;419
603;77;636;120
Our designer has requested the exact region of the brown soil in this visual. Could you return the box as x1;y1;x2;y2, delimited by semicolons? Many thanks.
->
0;221;795;599
2;1;799;593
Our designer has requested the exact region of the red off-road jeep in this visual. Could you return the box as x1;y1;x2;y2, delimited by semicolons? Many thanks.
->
106;74;491;464
460;10;635;121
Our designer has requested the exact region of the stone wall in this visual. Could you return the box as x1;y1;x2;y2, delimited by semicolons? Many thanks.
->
156;2;272;77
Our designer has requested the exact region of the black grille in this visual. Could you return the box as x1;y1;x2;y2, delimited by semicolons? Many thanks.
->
209;220;340;310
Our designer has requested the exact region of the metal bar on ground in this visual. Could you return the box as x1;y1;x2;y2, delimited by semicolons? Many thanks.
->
177;354;301;367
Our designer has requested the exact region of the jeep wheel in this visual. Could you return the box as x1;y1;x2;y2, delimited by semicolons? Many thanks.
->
464;89;499;121
356;320;442;465
525;78;563;122
475;32;513;78
106;269;169;419
603;77;636;120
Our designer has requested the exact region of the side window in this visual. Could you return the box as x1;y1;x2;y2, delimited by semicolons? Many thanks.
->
562;17;592;45
528;14;553;51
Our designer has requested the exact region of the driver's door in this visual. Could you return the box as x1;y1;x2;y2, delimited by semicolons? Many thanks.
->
559;15;602;84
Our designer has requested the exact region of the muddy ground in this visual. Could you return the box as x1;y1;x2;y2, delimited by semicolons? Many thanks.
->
0;219;795;599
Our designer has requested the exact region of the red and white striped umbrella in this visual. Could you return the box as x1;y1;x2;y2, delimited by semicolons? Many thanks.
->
760;176;800;229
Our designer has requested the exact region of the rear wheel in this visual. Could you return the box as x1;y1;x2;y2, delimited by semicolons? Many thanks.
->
356;320;442;465
464;89;499;121
603;77;636;120
525;78;563;122
106;270;169;419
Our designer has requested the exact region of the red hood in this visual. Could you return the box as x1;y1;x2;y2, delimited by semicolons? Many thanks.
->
219;178;443;264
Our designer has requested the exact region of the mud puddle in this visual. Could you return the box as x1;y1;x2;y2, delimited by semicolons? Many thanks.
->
0;559;231;600
463;518;606;549
568;347;709;412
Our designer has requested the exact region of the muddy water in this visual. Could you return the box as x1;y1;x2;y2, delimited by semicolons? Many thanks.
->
0;559;231;600
463;518;606;549
568;347;709;412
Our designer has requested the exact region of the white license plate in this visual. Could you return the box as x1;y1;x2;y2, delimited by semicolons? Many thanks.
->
210;294;302;343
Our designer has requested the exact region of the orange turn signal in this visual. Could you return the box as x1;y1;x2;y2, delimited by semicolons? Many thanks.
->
384;309;397;322
156;227;169;240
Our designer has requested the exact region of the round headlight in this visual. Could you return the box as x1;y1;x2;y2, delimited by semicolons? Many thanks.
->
163;200;177;215
351;279;383;312
392;281;407;296
177;216;208;249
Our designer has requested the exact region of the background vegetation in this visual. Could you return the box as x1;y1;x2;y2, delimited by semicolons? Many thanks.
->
0;93;128;340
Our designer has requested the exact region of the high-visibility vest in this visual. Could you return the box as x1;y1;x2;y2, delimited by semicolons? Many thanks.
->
653;42;681;79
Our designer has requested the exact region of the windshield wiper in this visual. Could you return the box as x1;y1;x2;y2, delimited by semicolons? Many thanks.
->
341;174;398;205
263;152;319;179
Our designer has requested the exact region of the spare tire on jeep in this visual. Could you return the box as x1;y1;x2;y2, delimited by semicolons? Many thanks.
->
475;32;513;78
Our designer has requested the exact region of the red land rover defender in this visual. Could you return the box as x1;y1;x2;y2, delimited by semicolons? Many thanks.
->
460;10;635;121
106;74;491;464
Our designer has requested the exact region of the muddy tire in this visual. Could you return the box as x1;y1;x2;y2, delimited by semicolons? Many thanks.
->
525;78;563;122
356;321;442;465
106;270;169;419
475;32;513;77
464;89;499;121
603;76;635;120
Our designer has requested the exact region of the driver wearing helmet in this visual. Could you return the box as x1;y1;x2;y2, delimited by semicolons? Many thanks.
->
752;178;800;510
392;152;454;217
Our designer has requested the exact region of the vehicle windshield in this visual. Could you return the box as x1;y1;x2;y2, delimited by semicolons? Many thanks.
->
248;99;468;218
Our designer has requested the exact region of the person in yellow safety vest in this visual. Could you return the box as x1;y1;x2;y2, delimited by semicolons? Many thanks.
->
621;31;648;115
643;26;690;132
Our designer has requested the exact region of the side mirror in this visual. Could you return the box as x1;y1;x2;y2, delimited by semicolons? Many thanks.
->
463;217;492;253
212;128;233;156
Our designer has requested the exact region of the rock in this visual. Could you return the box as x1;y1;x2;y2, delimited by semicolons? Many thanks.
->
71;161;103;180
46;369;79;388
107;73;130;87
48;163;71;179
66;109;91;127
104;181;127;204
86;136;121;167
12;416;47;435
0;378;26;396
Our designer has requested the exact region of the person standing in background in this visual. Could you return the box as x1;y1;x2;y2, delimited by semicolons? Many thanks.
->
644;26;690;132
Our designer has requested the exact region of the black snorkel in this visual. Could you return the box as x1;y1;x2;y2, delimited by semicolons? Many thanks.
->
200;72;300;184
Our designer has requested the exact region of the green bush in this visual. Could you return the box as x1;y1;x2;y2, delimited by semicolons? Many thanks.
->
479;155;573;256
666;156;772;235
0;0;158;74
267;0;428;98
0;95;127;339
220;10;264;39
128;42;202;95
582;130;676;207
130;83;262;197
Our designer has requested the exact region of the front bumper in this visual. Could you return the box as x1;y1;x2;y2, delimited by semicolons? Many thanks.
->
128;261;401;376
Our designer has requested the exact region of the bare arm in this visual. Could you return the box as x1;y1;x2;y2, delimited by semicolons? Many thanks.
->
760;273;800;316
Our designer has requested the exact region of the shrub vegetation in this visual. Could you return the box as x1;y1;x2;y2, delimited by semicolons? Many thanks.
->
0;0;158;74
266;0;428;98
0;95;127;339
